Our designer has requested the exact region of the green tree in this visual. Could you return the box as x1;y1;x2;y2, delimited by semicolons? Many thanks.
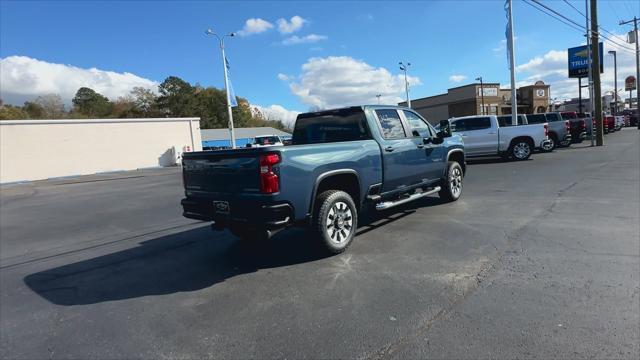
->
22;101;45;119
156;76;195;117
72;87;112;117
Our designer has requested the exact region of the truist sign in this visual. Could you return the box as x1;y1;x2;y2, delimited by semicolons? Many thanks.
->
568;43;603;78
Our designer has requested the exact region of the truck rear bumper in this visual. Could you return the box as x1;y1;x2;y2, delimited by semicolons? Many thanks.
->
181;198;293;230
538;139;552;149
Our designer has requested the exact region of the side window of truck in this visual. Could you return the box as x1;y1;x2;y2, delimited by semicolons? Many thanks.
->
464;117;491;131
375;109;407;139
403;110;431;137
450;119;464;132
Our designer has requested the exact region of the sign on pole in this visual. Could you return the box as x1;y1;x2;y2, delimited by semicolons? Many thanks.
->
568;42;603;78
625;76;637;91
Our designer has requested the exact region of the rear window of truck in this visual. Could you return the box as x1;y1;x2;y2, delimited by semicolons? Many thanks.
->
292;108;371;145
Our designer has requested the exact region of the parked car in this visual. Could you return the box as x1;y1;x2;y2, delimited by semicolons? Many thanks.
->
561;111;587;143
181;105;465;253
247;135;285;147
525;113;572;151
447;115;549;160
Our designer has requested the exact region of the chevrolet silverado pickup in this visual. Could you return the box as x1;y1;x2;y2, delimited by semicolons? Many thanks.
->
181;106;465;253
526;112;572;151
445;115;549;161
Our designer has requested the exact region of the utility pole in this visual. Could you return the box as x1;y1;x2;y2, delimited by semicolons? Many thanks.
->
476;76;485;115
507;0;518;126
590;0;603;146
620;16;640;129
399;62;411;107
608;50;618;115
585;0;594;146
206;29;237;149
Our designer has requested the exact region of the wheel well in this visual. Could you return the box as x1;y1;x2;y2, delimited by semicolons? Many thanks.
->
509;136;534;149
314;173;361;211
448;151;466;174
548;131;558;141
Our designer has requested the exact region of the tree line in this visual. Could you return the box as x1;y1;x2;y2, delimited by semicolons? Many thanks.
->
0;76;287;130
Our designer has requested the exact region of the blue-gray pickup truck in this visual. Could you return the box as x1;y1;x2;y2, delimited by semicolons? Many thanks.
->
181;105;465;253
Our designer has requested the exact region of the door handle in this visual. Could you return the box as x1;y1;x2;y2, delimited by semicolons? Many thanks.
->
384;146;395;152
488;131;497;134
416;144;424;148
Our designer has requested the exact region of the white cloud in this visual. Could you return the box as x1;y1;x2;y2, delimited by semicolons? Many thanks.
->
285;56;421;110
514;36;637;102
277;16;307;34
251;104;301;128
282;34;327;46
237;18;273;36
277;73;291;81
0;55;157;105
449;74;467;83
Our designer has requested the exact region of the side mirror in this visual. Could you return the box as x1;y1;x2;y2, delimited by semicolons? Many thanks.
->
245;143;252;148
438;120;452;137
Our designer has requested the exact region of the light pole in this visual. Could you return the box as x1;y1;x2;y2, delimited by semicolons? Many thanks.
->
476;76;485;115
376;94;382;104
206;28;237;149
399;61;411;107
608;50;618;115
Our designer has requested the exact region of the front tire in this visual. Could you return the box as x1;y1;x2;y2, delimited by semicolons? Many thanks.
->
509;140;532;161
439;161;463;202
314;190;358;254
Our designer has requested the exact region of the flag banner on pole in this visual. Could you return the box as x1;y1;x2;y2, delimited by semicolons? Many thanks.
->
504;0;513;70
225;57;239;107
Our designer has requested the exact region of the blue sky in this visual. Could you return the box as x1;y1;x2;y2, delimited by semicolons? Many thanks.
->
1;0;638;123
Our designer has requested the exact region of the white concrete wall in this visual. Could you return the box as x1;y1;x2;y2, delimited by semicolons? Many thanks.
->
0;118;201;183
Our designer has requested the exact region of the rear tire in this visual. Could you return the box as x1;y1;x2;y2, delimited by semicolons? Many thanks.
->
314;190;358;254
509;139;532;161
439;161;463;202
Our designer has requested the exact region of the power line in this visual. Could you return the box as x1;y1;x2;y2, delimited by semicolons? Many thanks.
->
562;0;633;48
526;0;635;52
523;0;583;32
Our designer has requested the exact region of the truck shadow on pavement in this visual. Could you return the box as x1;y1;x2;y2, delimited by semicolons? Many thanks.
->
24;198;440;306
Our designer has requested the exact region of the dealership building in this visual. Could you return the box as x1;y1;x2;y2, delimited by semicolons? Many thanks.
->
399;81;551;123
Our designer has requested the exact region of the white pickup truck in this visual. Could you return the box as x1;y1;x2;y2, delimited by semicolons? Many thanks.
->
446;115;550;161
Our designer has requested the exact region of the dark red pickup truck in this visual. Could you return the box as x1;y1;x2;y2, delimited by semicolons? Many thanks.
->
561;111;587;142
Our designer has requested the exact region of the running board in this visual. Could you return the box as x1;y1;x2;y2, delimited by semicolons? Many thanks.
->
375;186;441;211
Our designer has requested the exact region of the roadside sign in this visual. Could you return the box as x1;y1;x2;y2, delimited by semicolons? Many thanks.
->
567;43;603;78
625;76;636;91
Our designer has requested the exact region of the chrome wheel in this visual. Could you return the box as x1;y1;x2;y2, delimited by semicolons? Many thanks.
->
513;142;531;160
449;167;463;198
542;137;555;151
325;201;353;245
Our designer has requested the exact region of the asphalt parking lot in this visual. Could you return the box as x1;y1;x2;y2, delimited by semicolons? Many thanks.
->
1;128;638;359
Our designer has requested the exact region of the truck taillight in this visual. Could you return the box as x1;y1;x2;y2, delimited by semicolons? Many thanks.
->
565;120;570;132
259;153;281;194
544;123;549;138
581;120;586;130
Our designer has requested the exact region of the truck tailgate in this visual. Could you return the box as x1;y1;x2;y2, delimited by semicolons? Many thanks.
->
182;150;266;194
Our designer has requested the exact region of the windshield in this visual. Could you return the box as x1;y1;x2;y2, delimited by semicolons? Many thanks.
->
254;136;279;145
292;108;371;145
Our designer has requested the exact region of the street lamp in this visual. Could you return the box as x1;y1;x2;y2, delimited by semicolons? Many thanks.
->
399;61;411;107
476;76;485;115
376;94;382;104
608;50;618;115
206;28;237;149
